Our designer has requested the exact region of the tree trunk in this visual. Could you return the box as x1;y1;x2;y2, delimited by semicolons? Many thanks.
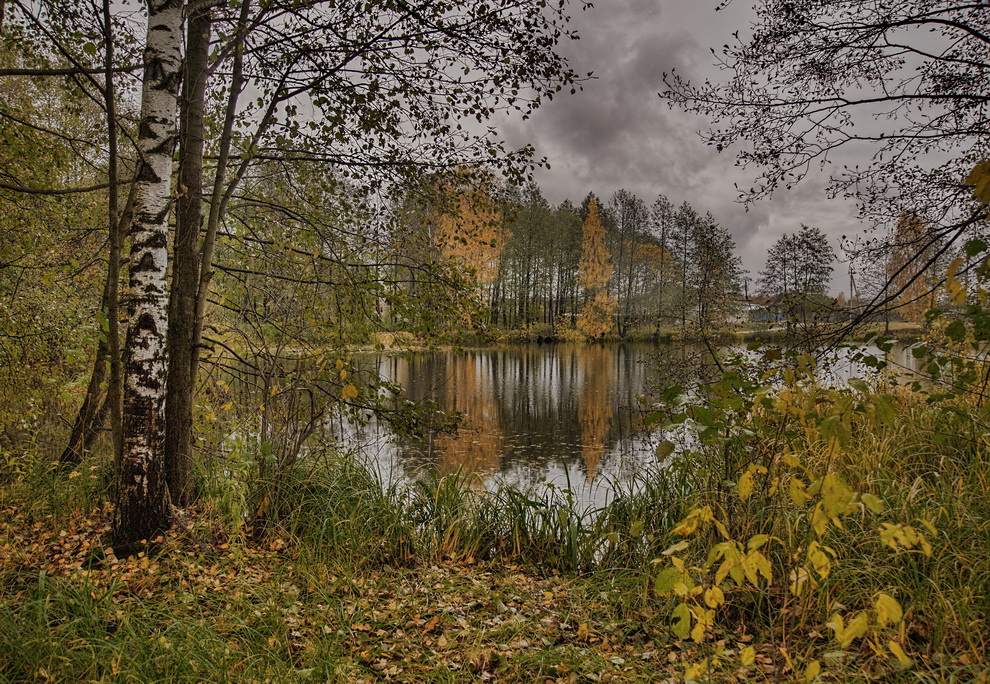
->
59;0;125;469
113;0;183;548
59;300;109;468
190;0;252;385
165;5;210;506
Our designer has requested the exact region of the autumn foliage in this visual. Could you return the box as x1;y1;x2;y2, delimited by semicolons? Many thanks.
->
887;214;937;323
577;198;617;337
432;169;505;290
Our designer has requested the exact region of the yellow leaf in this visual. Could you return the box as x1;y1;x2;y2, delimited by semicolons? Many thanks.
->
684;662;706;681
804;660;821;682
782;452;802;468
341;384;358;400
691;619;706;643
740;645;756;666
807;541;832;579
738;469;755;501
742;552;760;586
747;534;770;550
966;160;990;204
790;477;811;506
946;257;967;306
704;586;725;608
837;611;870;648
789;567;810;596
662;540;691;556
811;502;828;537
888;640;913;668
752;550;773;582
861;493;884;514
875;593;903;627
715;558;734;587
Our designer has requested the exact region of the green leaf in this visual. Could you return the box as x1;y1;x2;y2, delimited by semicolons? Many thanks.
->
965;238;988;258
945;319;967;342
873;394;897;426
847;377;869;393
671;602;691;639
654;568;681;594
655;440;675;460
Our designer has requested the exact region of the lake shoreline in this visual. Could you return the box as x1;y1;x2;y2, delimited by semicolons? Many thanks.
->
345;323;925;355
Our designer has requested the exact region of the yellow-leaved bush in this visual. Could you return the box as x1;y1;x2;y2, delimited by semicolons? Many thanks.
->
649;350;934;681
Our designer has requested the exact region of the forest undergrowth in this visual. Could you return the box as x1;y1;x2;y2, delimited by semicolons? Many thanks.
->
2;348;989;683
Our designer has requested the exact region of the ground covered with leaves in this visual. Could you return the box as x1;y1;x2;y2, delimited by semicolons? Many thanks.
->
0;498;811;683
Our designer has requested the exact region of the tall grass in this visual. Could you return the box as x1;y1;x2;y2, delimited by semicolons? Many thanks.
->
3;372;988;680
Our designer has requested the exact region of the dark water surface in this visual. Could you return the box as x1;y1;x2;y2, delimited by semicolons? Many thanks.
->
334;342;916;507
339;344;662;506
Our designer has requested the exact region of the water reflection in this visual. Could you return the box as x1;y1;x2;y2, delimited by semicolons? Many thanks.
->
340;341;917;507
348;344;658;505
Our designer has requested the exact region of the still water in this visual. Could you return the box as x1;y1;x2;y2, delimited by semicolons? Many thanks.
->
337;342;916;507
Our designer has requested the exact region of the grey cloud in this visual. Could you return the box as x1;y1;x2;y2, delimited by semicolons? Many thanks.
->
497;0;864;292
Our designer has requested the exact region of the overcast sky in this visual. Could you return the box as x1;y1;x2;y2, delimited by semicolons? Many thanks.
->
499;0;862;294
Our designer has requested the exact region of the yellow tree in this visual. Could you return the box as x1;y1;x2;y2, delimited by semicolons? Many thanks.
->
577;197;617;337
433;169;505;290
887;214;937;323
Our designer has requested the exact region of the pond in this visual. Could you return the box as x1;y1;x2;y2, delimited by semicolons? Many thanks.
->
335;341;917;508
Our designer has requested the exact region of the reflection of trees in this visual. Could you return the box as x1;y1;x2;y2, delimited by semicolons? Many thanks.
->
383;344;653;483
434;352;504;476
392;352;504;477
577;345;613;480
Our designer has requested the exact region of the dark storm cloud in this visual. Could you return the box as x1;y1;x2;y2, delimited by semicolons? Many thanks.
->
498;0;863;292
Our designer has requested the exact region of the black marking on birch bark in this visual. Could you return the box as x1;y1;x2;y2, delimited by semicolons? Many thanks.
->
145;59;166;87
145;231;168;249
136;163;160;183
138;372;162;391
151;203;172;225
148;136;177;156
135;251;158;274
135;311;160;336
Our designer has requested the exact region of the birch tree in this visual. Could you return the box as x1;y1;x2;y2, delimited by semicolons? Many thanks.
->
113;0;183;546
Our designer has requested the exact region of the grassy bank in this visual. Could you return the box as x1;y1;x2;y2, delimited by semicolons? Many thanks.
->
2;369;989;681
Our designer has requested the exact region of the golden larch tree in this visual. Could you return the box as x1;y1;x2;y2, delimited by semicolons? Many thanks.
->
577;197;617;337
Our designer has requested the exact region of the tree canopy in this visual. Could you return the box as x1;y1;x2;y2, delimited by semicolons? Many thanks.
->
663;1;990;241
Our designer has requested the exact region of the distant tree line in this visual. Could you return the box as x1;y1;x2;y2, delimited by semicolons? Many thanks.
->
399;180;746;339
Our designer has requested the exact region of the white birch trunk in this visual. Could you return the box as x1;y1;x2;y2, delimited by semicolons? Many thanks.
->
113;0;184;547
